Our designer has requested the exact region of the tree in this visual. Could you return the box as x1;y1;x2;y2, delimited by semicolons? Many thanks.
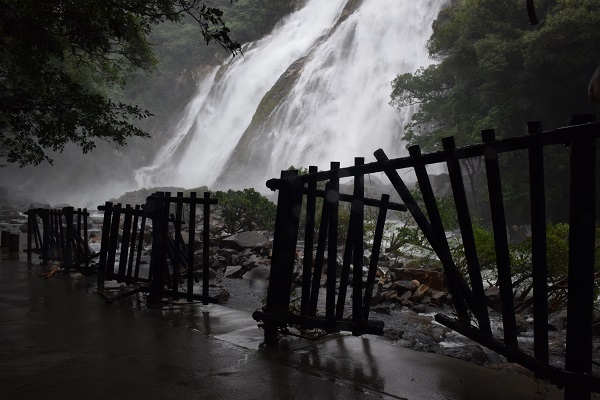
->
213;188;276;234
391;0;600;223
0;0;240;166
391;0;600;150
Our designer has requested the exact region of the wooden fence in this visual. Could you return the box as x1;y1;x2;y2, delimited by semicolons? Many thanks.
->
97;191;218;304
26;206;93;272
258;115;599;400
253;159;408;341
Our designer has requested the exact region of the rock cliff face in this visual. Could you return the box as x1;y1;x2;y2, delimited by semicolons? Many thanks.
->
216;55;310;184
216;1;367;185
136;0;448;191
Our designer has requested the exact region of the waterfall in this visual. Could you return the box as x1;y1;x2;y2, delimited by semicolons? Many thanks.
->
136;0;447;191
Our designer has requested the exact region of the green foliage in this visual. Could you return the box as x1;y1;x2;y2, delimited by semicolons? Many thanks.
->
392;0;600;150
545;223;570;279
470;224;498;271
391;0;600;223
213;188;276;234
0;0;240;166
384;191;458;256
221;0;296;43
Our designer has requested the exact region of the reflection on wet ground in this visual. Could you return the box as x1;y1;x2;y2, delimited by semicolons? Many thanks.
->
0;247;563;399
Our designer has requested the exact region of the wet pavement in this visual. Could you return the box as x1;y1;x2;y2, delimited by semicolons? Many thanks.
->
0;248;563;399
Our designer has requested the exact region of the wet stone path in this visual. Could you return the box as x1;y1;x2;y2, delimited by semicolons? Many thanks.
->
0;249;563;399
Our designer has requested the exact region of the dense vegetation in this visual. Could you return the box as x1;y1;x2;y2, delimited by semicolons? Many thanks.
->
391;0;600;223
0;0;297;168
0;0;243;167
388;0;600;303
391;0;600;147
213;188;276;234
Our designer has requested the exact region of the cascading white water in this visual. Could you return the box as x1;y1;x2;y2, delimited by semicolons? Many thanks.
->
136;0;447;190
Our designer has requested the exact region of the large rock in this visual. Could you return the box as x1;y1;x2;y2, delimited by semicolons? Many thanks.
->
485;285;502;312
429;289;448;305
218;231;270;252
240;254;267;269
399;268;446;291
390;280;419;295
411;283;430;301
224;265;244;278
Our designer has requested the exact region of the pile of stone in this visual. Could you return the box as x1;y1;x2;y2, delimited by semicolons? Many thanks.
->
216;231;273;282
209;231;454;317
372;262;450;312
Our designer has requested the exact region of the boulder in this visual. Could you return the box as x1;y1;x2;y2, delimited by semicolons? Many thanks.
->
390;280;419;295
218;231;270;252
382;290;402;303
89;232;101;243
399;268;446;291
387;267;403;282
411;284;430;301
241;254;267;269
429;289;448;305
411;304;428;313
216;289;230;303
224;265;244;278
439;344;490;366
485;285;502;312
548;308;568;330
371;305;391;315
399;290;412;301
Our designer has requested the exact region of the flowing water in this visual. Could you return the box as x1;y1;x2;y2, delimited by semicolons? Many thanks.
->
136;0;448;191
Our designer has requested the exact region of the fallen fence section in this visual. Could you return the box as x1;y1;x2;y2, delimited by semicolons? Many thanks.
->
254;159;407;342
97;191;219;305
375;115;600;400
26;207;94;273
374;115;599;400
258;115;600;400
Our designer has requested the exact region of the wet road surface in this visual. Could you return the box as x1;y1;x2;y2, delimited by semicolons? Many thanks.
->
0;250;562;399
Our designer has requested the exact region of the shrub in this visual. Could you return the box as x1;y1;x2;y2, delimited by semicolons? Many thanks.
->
213;188;276;234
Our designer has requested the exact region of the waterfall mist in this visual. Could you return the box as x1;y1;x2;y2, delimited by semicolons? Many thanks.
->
1;0;446;208
136;0;348;189
137;0;447;191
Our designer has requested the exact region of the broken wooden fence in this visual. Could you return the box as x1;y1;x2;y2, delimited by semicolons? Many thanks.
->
97;191;218;304
372;115;598;400
26;207;93;272
253;158;407;342
257;115;599;399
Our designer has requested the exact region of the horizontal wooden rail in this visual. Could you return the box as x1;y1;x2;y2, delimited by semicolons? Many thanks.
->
266;122;600;191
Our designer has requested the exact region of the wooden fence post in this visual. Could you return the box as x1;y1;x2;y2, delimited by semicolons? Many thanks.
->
442;136;491;334
564;115;597;400
40;209;50;265
301;166;318;316
326;162;340;323
481;129;518;348
97;202;113;290
264;170;302;342
526;121;549;365
202;191;211;304
63;207;74;271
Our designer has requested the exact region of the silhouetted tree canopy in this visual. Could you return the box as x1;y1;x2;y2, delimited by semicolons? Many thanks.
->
0;0;240;166
391;0;600;150
391;0;600;223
